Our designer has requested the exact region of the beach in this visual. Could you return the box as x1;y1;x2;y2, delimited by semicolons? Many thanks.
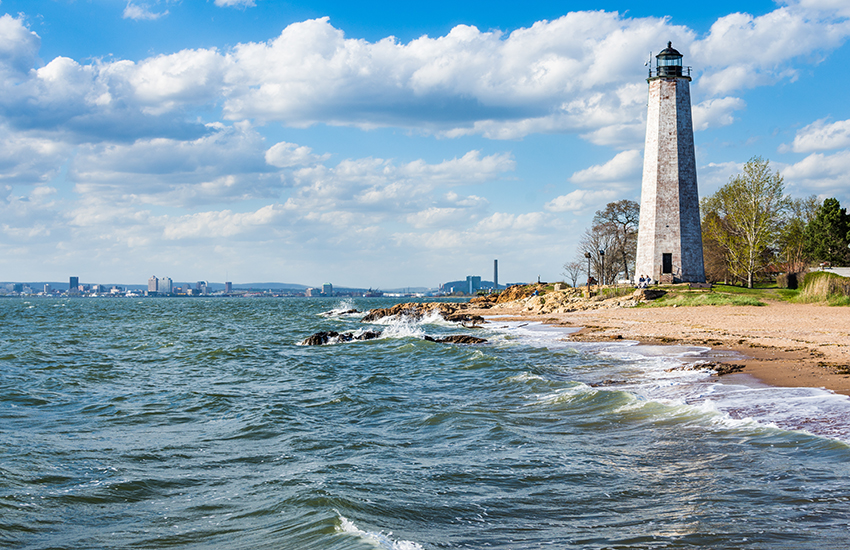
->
468;299;850;395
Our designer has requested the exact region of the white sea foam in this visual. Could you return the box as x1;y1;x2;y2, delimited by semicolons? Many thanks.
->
337;514;424;550
484;319;850;443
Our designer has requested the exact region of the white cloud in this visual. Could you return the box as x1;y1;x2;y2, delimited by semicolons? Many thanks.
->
544;189;619;213
691;97;746;131
569;150;642;184
0;14;41;77
162;204;284;240
781;150;850;199
215;0;257;7
787;118;850;153
265;141;327;168
123;3;169;21
691;7;850;96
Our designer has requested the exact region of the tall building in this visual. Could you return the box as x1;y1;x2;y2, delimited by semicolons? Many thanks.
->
634;42;706;284
225;281;232;294
322;283;333;296
148;276;158;292
466;275;481;294
69;276;79;295
158;277;172;294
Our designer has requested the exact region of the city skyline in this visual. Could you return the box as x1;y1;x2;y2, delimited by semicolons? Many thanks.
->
2;1;850;287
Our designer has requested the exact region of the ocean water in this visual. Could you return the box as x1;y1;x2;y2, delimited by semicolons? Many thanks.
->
2;297;849;549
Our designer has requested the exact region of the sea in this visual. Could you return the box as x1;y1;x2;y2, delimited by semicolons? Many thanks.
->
2;296;849;549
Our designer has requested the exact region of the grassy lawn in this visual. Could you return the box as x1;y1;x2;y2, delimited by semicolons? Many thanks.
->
637;283;800;307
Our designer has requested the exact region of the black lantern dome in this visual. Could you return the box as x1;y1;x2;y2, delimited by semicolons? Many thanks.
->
655;41;683;77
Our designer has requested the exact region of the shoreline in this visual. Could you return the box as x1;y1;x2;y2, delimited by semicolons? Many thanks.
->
468;300;850;396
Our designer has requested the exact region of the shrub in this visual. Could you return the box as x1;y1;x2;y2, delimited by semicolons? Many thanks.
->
799;271;850;303
777;271;803;289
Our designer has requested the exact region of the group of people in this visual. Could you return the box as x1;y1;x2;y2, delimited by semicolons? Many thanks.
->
636;275;653;288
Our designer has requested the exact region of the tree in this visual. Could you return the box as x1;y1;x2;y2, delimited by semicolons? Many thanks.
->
777;195;820;273
804;198;850;266
591;200;640;282
577;224;621;285
701;157;789;288
562;260;584;287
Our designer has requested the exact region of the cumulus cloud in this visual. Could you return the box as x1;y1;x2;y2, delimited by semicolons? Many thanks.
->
544;188;619;213
1;7;848;145
781;150;850;198
265;141;328;168
786;118;850;153
0;14;41;77
691;97;746;131
569;150;642;183
691;7;850;96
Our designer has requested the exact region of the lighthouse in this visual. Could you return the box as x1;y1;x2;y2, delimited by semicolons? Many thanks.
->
634;42;705;284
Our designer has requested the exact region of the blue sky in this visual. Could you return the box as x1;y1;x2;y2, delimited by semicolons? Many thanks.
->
2;0;849;288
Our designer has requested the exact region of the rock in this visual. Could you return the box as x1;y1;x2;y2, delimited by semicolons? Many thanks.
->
633;288;667;301
361;302;477;323
423;335;488;344
712;363;746;376
301;331;340;345
443;312;485;326
301;330;383;345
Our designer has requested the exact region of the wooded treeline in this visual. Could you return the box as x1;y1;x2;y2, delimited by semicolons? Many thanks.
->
564;157;850;288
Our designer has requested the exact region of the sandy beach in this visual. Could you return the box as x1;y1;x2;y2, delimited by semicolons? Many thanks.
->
469;300;850;395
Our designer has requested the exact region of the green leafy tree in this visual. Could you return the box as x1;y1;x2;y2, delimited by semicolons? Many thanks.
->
702;157;789;288
804;198;850;266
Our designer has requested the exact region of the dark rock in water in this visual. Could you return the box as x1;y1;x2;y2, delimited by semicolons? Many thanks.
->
423;335;488;344
319;308;361;317
443;312;485;326
302;331;340;345
301;330;382;345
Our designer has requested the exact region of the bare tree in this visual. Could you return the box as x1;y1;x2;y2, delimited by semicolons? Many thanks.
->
562;261;583;287
591;200;640;282
702;157;789;288
577;224;621;285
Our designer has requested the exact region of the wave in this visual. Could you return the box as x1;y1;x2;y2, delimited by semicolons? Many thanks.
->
486;319;850;444
336;514;424;550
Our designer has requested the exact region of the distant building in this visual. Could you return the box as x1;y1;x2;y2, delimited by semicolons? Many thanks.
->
44;284;51;294
322;282;333;296
225;281;232;294
69;276;79;295
466;275;481;294
305;287;317;297
159;277;173;294
148;276;158;293
494;259;498;290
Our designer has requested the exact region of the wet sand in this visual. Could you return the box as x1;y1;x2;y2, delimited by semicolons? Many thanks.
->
470;301;850;395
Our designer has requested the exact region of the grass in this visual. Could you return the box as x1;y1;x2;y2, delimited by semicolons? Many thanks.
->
797;271;850;306
639;289;766;307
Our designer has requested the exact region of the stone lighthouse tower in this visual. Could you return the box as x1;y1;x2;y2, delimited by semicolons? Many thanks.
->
634;42;705;283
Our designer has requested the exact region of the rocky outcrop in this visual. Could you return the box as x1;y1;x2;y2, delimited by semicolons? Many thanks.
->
300;330;382;345
486;286;668;315
423;335;488;344
361;302;476;323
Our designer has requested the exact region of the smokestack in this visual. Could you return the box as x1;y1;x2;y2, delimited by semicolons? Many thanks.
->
494;259;498;290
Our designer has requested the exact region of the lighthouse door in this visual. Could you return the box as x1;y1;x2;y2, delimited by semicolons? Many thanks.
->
662;253;673;274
